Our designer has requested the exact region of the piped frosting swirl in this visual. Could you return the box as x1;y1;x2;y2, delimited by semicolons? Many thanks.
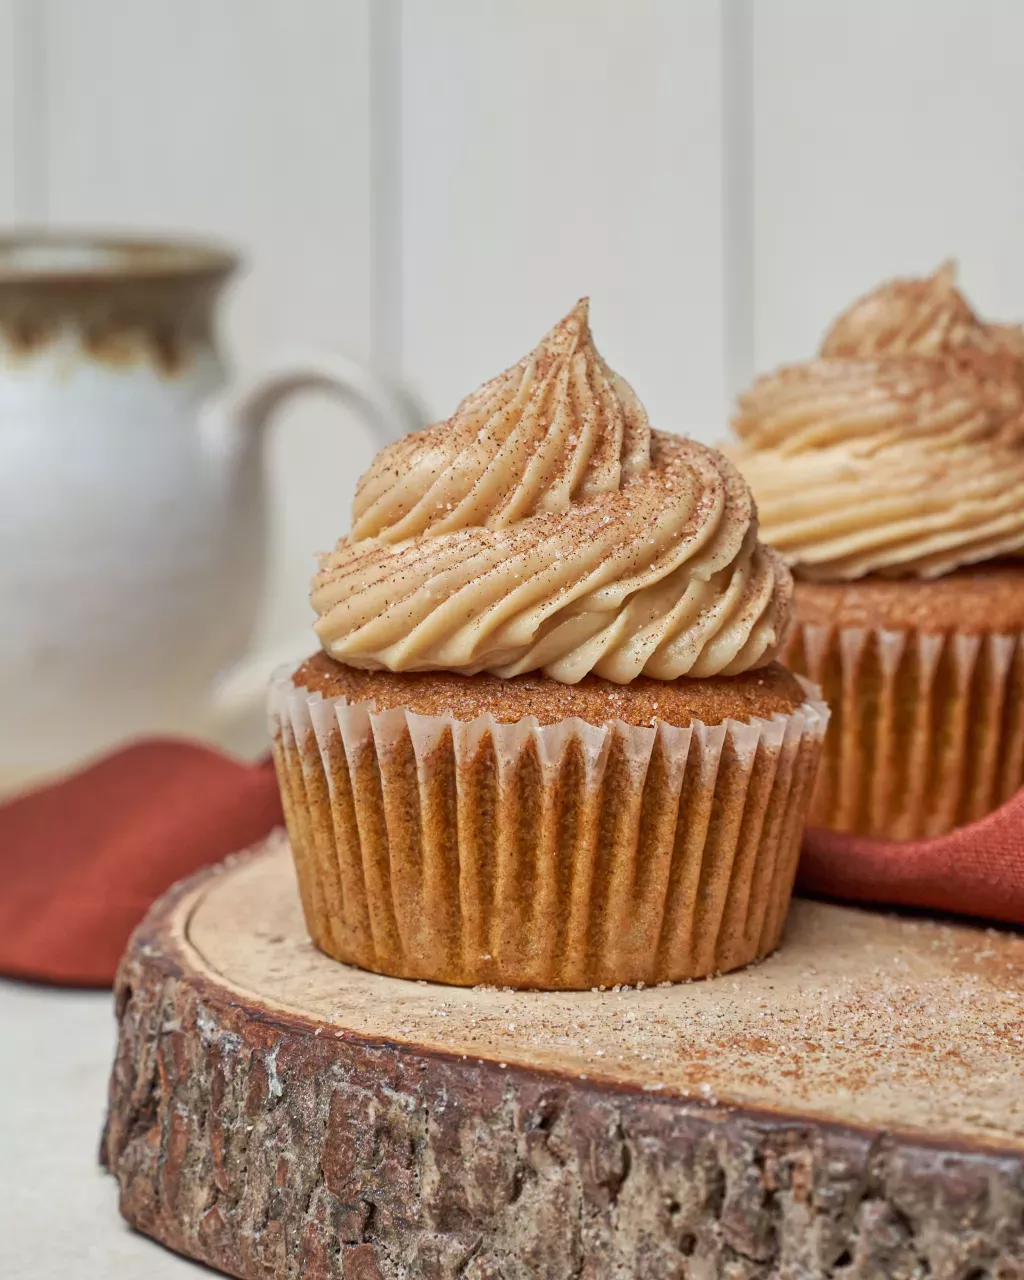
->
729;265;1024;580
821;261;1005;360
313;301;791;683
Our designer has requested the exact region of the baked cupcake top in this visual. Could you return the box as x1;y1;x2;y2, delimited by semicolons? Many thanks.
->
312;300;791;684
294;649;807;727
728;264;1024;581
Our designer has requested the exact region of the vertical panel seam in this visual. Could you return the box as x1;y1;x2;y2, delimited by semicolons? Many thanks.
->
721;0;754;406
369;0;402;377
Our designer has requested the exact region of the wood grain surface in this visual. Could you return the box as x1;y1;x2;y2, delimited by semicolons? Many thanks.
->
102;834;1024;1278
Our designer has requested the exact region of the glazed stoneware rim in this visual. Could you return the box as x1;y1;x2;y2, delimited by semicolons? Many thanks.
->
0;230;240;286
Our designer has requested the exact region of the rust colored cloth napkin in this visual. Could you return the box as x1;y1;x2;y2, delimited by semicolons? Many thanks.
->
798;788;1024;926
0;740;283;987
0;737;1021;989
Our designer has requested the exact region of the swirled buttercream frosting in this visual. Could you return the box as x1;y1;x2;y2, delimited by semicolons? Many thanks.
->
312;300;791;683
821;260;1024;372
729;350;1024;580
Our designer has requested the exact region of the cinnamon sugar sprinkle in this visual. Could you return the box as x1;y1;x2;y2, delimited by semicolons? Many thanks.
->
311;300;791;683
191;843;1024;1147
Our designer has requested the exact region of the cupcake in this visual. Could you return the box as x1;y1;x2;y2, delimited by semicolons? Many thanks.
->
271;301;827;989
729;263;1024;841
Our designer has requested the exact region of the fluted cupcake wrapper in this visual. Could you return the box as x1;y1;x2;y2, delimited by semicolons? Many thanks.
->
268;667;828;990
786;622;1024;841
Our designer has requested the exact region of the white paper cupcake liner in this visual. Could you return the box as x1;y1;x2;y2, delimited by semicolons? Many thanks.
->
269;665;828;990
785;622;1024;840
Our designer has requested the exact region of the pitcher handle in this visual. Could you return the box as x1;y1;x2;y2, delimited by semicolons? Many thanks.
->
208;352;425;736
216;350;422;454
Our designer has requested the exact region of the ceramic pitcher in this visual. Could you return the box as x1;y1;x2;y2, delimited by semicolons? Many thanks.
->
0;233;422;791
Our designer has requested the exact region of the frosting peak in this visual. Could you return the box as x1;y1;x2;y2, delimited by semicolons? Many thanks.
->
313;303;791;683
821;260;1024;377
350;299;651;543
729;266;1024;580
822;261;983;359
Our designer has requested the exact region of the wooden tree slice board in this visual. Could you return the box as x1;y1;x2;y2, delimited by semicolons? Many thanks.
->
102;833;1024;1279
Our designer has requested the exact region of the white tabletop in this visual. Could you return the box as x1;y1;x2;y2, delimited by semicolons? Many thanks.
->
1;980;205;1279
0;702;275;1277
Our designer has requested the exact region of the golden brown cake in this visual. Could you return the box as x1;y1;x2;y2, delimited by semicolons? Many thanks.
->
271;301;827;989
728;263;1024;840
293;649;807;725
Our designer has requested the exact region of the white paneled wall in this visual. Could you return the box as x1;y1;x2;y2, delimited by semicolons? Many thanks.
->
399;0;727;439
753;0;1024;370
0;2;18;220
3;0;1024;657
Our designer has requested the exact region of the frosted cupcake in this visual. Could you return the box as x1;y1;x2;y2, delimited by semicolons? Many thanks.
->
730;264;1024;840
271;301;827;989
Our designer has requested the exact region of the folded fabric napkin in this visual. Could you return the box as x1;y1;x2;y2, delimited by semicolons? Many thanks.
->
0;739;1020;987
798;800;1024;928
0;741;282;986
